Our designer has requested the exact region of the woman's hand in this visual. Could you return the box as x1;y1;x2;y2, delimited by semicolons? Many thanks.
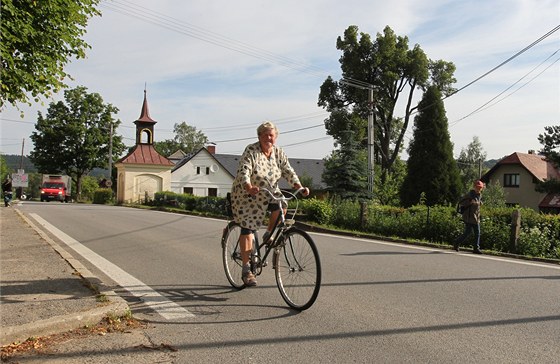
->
294;184;310;197
245;184;260;196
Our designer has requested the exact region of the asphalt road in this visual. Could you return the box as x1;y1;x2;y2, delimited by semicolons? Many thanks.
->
17;202;560;363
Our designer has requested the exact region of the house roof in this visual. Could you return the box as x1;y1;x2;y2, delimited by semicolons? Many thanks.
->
172;147;326;189
168;149;186;161
539;193;560;208
483;152;560;182
118;144;174;166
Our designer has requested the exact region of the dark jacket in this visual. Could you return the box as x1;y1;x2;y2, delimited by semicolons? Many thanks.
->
2;180;12;193
459;189;482;225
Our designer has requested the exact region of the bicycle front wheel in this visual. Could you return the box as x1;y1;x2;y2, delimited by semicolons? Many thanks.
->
222;221;245;289
274;228;321;310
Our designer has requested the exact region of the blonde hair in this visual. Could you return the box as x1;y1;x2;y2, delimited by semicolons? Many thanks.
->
257;121;278;136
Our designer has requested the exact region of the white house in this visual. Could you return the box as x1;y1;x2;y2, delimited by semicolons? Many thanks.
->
170;146;234;197
171;145;325;197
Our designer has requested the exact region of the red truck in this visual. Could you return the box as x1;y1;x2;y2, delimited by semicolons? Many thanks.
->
40;175;72;202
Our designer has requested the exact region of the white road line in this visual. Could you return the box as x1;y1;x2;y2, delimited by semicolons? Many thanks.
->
310;231;560;270
29;213;195;320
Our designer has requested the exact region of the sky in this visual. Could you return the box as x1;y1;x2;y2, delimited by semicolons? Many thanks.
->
1;0;559;162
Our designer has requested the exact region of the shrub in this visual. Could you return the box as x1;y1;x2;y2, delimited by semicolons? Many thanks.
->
301;198;333;224
92;188;113;204
330;198;361;230
154;191;180;207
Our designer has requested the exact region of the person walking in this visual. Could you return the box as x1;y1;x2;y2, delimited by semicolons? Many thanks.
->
454;180;485;254
230;121;309;287
2;177;13;207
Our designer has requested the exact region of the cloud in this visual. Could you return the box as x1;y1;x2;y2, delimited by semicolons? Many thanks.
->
1;0;558;161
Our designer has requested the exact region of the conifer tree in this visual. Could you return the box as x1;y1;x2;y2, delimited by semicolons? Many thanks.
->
400;86;461;206
322;129;369;199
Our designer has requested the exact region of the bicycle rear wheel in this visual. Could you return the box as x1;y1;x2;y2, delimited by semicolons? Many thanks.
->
222;221;245;289
274;228;321;310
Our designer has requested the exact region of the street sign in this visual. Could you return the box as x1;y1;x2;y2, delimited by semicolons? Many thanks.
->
12;173;29;188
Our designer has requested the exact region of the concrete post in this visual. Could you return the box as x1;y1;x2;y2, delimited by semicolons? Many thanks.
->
510;209;521;253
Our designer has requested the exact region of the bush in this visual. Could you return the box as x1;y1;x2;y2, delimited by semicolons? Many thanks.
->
145;191;560;260
330;198;361;230
301;198;333;224
93;188;113;204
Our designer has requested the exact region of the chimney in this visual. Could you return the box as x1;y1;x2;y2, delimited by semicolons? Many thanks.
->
528;150;535;155
207;145;216;154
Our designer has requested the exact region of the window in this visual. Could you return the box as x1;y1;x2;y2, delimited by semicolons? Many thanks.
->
196;166;201;175
183;187;193;194
206;167;210;175
208;188;217;197
503;174;520;187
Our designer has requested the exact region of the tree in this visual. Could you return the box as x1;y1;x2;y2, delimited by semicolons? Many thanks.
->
0;155;11;182
154;122;208;157
536;125;560;193
29;86;126;199
400;86;462;207
457;136;487;190
538;125;560;167
318;25;457;183
322;129;369;199
483;179;506;208
374;159;406;206
0;0;100;109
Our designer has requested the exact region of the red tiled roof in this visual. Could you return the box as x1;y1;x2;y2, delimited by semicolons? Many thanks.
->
118;144;173;166
497;152;560;181
136;90;156;124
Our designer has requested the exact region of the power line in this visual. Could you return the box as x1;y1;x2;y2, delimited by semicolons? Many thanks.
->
210;124;324;144
450;51;560;126
99;0;332;80
444;24;560;100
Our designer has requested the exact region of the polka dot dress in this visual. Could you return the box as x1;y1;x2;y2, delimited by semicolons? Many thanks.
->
231;142;300;231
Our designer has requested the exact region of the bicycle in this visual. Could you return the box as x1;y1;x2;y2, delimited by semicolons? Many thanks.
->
221;187;321;310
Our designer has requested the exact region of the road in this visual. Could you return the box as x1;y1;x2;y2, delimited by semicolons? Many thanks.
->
17;202;560;363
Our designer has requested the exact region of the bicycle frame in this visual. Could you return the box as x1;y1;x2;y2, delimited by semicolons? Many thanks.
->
251;188;302;275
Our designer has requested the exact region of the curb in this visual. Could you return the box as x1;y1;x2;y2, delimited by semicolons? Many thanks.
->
1;210;131;345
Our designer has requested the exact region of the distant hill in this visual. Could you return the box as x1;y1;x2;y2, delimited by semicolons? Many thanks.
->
1;154;111;177
484;159;498;170
1;154;37;173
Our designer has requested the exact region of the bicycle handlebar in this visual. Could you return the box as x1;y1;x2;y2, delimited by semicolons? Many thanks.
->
259;187;306;202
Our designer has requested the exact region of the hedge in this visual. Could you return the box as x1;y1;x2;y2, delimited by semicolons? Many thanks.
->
150;191;560;260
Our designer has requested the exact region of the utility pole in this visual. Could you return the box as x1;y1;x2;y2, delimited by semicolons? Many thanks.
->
367;88;375;195
108;123;113;181
341;77;376;196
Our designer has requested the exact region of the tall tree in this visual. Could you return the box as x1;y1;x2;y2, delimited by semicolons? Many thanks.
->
154;121;208;157
536;125;560;193
322;129;369;199
400;86;462;207
457;136;487;190
29;86;126;199
318;25;456;183
0;0;100;109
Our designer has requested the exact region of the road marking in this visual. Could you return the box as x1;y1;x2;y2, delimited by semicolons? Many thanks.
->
29;213;195;320
310;231;560;270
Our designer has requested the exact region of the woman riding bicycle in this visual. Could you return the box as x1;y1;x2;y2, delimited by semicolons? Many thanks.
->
230;121;309;287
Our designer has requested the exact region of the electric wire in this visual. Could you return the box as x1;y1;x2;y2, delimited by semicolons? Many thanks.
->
443;24;560;100
450;51;560;126
99;0;332;79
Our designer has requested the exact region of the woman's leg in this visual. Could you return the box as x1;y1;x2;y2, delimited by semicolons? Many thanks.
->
239;233;253;266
